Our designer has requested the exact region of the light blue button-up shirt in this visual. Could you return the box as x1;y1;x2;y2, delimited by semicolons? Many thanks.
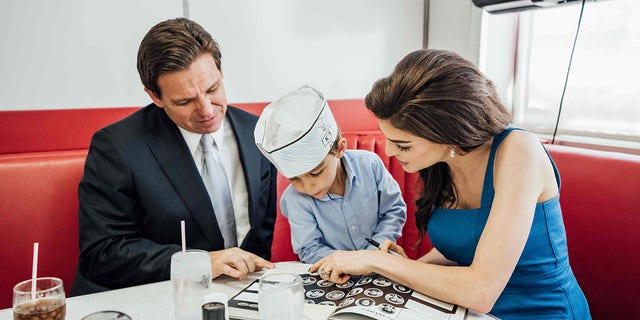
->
280;150;407;264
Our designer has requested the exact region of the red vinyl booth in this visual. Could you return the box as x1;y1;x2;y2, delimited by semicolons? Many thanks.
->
1;101;638;319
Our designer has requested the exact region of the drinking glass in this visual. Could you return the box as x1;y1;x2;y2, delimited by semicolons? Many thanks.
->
171;249;213;320
258;273;304;320
81;310;132;320
13;277;66;320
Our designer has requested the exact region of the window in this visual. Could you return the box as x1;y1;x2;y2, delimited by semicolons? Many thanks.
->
490;0;640;151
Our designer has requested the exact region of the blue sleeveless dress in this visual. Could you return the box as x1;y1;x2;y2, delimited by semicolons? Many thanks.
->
427;128;591;319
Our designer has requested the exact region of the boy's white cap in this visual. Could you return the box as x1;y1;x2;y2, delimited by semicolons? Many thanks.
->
254;85;338;178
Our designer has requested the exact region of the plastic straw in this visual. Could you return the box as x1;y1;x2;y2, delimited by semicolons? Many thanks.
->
180;220;186;257
31;242;39;301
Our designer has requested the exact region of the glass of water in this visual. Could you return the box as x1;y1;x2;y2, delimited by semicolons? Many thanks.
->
171;249;213;320
258;273;304;320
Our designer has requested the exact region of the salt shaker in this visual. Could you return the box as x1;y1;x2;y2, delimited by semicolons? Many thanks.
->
202;302;225;320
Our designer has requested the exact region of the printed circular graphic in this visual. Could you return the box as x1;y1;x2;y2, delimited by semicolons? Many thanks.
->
379;303;397;314
317;279;334;287
339;297;355;307
355;298;376;307
384;293;405;305
364;288;383;298
373;277;392;287
393;283;411;293
357;276;372;285
326;290;346;300
306;288;325;298
302;276;317;285
346;287;363;297
336;280;355;288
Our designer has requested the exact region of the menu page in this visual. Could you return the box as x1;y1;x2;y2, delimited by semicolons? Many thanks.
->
228;273;468;320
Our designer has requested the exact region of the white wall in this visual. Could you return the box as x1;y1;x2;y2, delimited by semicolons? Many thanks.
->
0;0;424;110
0;0;181;110
427;0;483;65
427;0;516;107
479;11;518;108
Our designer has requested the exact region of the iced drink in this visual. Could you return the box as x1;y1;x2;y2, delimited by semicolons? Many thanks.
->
171;249;213;320
258;273;304;320
13;277;66;320
13;297;66;320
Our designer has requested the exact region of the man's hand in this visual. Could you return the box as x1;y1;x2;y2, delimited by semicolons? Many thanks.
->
209;248;275;280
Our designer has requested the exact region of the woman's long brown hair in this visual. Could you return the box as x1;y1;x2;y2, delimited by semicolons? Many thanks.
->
365;49;511;241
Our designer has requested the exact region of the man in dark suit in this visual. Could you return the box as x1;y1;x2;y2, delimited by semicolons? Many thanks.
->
71;18;277;295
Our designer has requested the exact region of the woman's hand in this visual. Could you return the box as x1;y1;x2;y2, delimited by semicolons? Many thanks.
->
309;250;387;284
379;239;408;258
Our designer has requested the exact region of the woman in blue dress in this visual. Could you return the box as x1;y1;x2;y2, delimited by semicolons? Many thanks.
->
310;49;591;319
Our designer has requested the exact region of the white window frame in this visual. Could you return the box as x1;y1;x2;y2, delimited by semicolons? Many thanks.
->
479;2;640;155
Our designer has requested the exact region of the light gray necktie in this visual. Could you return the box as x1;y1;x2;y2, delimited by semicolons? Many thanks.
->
201;134;237;248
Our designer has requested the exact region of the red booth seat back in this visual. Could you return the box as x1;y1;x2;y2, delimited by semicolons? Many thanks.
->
0;151;86;307
544;144;640;320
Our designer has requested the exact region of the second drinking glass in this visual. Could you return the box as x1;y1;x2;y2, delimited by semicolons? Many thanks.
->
257;273;304;320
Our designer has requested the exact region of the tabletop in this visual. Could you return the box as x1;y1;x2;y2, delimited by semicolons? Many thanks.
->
0;262;332;320
0;262;494;320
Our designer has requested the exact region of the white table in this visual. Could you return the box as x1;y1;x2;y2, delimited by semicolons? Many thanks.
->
0;262;332;320
0;262;493;319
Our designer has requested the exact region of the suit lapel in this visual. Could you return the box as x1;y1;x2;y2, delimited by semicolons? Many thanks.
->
146;107;224;248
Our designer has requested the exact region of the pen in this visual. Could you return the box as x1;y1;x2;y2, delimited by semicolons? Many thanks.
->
365;237;401;256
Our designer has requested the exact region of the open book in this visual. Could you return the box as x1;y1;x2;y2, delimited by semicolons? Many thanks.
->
228;272;469;320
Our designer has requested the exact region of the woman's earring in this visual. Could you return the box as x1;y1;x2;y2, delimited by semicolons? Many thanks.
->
450;148;455;158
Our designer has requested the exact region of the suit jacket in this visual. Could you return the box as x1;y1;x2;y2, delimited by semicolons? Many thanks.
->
71;104;277;295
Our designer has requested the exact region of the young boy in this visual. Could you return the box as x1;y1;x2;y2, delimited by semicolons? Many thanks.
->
254;85;406;263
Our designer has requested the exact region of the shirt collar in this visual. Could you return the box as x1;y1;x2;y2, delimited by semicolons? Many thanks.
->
178;119;228;156
341;152;357;186
316;153;357;202
210;120;227;151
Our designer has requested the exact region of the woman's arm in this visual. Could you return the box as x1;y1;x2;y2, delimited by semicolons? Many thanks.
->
312;132;556;313
416;247;458;266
